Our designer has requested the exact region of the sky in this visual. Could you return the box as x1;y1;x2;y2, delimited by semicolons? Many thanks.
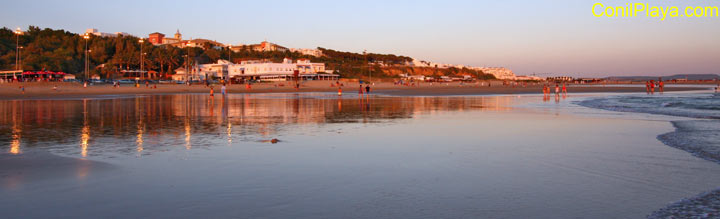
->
2;0;719;77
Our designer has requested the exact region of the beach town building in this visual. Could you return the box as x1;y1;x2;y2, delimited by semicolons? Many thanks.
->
290;48;323;57
548;76;574;82
224;58;337;82
515;75;545;81
295;59;325;74
228;58;295;81
197;60;232;80
172;67;195;81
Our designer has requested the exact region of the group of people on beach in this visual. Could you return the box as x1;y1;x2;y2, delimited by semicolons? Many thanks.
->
645;79;664;94
542;83;567;95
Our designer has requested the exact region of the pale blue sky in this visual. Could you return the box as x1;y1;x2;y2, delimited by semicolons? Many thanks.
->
2;0;719;76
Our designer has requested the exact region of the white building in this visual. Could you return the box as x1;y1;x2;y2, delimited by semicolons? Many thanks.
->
225;58;336;81
290;48;323;57
515;75;544;81
472;67;517;80
228;58;295;81
197;60;232;80
295;59;325;74
85;28;131;37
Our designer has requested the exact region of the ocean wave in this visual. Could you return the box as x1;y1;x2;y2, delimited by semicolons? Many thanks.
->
577;93;720;119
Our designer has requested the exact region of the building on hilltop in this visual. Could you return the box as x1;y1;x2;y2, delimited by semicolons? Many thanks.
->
85;28;131;37
163;29;183;44
249;41;288;52
148;32;165;45
472;67;517;80
167;39;225;49
147;29;183;45
290;48;323;57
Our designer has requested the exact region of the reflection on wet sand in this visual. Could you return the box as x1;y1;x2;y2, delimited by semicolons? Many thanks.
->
0;93;520;157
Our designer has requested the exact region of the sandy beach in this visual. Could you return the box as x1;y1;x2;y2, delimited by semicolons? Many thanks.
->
0;81;712;99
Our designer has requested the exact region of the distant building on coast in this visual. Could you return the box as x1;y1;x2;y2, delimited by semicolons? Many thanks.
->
290;48;323;57
515;75;544;81
471;67;517;80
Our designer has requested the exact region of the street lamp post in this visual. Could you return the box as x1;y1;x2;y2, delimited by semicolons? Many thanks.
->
83;33;90;80
186;42;192;81
363;50;370;82
14;28;23;81
139;39;144;79
18;46;23;71
183;55;188;83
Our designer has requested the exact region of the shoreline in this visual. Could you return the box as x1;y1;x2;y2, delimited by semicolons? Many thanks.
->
0;81;712;100
577;94;720;218
649;120;720;218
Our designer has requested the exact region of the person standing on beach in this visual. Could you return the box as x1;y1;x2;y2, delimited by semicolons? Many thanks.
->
359;84;364;96
221;83;226;95
658;79;664;93
555;84;560;94
365;84;371;94
210;87;214;97
650;80;655;94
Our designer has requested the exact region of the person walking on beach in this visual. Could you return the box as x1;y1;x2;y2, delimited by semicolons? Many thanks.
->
210;87;214;97
221;83;226;95
359;84;364;96
562;83;567;94
338;86;342;96
658;79;664;93
365;84;371;94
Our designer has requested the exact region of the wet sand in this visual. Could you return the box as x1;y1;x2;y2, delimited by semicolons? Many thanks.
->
1;93;720;218
0;81;710;99
1;151;113;191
